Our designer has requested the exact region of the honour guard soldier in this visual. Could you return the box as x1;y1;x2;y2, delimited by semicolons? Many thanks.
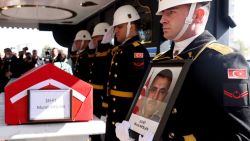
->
116;0;250;141
88;22;113;118
72;30;91;81
105;5;150;141
88;22;113;141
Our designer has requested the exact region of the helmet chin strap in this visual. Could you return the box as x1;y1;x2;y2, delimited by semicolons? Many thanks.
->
173;3;197;41
121;22;131;45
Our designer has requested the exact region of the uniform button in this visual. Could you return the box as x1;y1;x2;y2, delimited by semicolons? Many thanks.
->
168;132;175;139
112;121;115;125
120;51;123;54
114;74;117;78
90;71;92;74
109;72;111;75
92;63;94;66
113;86;117;89
113;97;116;101
89;80;92;83
113;109;116;113
171;108;177;114
115;62;118;66
107;82;109;86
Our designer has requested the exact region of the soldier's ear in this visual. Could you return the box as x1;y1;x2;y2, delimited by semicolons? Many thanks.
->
193;8;205;23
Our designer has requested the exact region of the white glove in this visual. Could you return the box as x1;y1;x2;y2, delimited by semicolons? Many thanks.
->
139;131;154;141
115;120;134;141
100;115;107;123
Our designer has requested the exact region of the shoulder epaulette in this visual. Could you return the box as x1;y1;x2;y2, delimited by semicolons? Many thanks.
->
96;50;109;57
152;51;169;61
111;46;119;55
132;41;141;47
207;43;234;55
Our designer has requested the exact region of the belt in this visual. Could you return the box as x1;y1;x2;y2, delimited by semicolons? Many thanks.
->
91;84;104;90
110;89;133;98
102;102;108;108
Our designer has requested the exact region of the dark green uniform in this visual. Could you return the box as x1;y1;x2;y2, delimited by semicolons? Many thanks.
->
154;31;250;141
105;36;150;141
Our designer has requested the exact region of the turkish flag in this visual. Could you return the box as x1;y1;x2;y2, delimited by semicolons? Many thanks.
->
134;53;144;58
228;69;248;79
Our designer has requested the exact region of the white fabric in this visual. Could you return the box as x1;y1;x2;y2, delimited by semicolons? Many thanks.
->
101;27;114;44
115;121;134;141
10;79;86;104
139;131;154;141
88;40;96;49
100;115;107;123
173;31;203;57
173;3;197;41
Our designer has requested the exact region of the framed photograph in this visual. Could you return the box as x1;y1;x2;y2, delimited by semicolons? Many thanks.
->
28;89;72;123
126;60;192;141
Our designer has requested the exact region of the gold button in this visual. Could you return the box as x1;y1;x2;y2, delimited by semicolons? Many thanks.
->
115;62;118;66
112;121;115;125
168;132;175;139
172;108;177;114
113;109;116;113
113;86;117;89
114;74;117;78
113;97;116;101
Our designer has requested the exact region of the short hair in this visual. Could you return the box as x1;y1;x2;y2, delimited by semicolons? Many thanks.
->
156;69;173;81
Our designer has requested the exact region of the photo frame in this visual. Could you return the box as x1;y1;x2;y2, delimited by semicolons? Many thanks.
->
126;60;192;141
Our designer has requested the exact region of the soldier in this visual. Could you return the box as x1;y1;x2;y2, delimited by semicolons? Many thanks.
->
105;5;150;141
88;22;113;118
116;0;250;141
88;22;113;141
72;30;91;81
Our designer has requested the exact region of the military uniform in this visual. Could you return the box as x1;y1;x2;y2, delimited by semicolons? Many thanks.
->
105;36;150;141
73;49;89;81
88;43;113;118
154;31;250;141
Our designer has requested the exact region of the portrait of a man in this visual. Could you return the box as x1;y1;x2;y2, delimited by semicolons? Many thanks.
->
136;69;173;122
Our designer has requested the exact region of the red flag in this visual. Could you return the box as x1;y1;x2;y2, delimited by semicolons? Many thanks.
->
140;71;153;96
134;53;144;58
228;69;248;79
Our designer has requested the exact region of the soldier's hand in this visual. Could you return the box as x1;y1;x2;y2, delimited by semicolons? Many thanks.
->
139;131;154;141
115;120;134;141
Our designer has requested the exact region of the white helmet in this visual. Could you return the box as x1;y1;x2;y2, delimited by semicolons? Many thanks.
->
156;0;212;15
92;22;111;37
74;30;91;41
112;5;140;26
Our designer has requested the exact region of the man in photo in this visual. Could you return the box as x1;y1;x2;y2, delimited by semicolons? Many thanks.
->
137;69;172;122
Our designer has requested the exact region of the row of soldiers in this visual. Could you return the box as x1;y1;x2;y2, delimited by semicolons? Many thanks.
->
69;5;151;141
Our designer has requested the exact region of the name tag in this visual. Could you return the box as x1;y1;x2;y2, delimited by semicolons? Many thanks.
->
28;89;72;122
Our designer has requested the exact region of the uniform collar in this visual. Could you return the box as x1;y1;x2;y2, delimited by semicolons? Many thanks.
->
173;31;203;57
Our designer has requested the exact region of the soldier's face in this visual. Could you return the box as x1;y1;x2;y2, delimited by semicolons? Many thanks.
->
148;76;171;102
114;23;128;43
160;4;190;41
